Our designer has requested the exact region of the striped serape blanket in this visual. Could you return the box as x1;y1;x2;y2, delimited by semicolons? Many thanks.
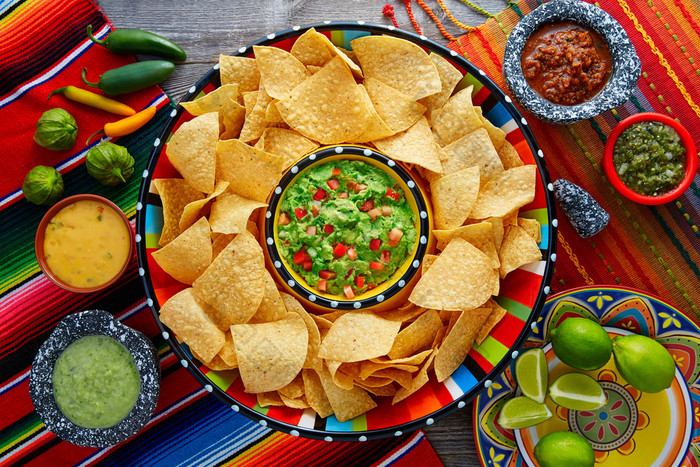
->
0;0;443;465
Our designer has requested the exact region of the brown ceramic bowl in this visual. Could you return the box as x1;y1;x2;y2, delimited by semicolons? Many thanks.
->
35;194;133;293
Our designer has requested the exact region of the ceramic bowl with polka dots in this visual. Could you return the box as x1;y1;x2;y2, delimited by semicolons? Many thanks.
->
136;21;558;441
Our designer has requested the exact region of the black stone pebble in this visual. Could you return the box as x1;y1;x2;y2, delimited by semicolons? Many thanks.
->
553;179;610;238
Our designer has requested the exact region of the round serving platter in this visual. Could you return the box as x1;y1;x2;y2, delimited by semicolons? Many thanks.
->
136;21;558;441
474;285;699;466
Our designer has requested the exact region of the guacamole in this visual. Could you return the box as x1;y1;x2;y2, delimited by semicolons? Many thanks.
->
278;160;417;298
613;122;686;196
52;335;141;428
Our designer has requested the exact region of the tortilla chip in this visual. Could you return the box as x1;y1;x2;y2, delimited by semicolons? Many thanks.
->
475;107;506;151
476;300;507;345
430;166;480;230
311;314;333;330
359;361;418;380
307;65;322;75
498;140;524;170
219;55;260;93
442;128;504;184
153;178;205;247
193;231;266;328
152;217;212;285
421;254;439;275
258;391;285;407
179;181;229;231
318;312;401;362
355;381;398;397
159;288;225;362
470;165;536;219
216;138;285;203
320;39;363;79
432;86;484;147
373;117;444;174
260;127;319;169
278;373;305;399
218;331;239;367
253;45;310;100
326;361;356;390
485;217;505;251
265;99;285;123
317;367;377;422
282;293;322;371
371;349;434;367
379;304;426;322
363;77;426;133
420;53;463;118
239;86;274;143
434;306;492;382
181;84;239;125
232;312;308;393
392;350;436;404
209;193;266;235
410;238;497;311
348;85;395;143
280;393;310;409
166;112;218;193
290;28;334;66
499;225;542;278
302;369;334;418
518;217;542;243
276;56;371;144
242;91;259;118
369;368;413;389
193;351;236;371
221;98;246;140
387;309;443;360
351;35;440;100
433;222;500;268
211;233;235;259
249;271;288;324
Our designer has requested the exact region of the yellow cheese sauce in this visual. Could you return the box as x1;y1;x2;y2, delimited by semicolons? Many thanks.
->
44;200;130;288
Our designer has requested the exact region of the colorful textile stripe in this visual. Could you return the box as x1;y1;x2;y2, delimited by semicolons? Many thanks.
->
139;24;554;437
448;0;699;323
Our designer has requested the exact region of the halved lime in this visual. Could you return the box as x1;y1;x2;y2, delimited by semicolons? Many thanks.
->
515;348;548;404
497;396;552;429
549;372;606;411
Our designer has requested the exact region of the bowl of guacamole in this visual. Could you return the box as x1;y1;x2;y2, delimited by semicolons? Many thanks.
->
264;146;432;312
29;310;160;447
603;112;697;205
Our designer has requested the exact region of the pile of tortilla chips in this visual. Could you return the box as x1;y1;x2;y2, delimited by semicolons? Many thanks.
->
151;29;542;423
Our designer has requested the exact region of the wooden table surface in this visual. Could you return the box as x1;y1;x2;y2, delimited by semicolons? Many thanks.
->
96;1;508;465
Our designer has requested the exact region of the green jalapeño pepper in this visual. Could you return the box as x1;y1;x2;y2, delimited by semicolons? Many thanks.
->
82;61;175;95
87;25;186;61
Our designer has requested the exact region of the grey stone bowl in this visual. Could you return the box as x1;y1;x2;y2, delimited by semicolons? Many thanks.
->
503;0;641;124
29;310;160;447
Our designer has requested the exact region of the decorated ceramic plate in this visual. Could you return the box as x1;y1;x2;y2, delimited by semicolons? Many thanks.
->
136;22;557;440
474;285;699;466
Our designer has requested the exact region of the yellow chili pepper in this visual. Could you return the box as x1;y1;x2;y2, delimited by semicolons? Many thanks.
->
48;86;135;116
86;106;157;145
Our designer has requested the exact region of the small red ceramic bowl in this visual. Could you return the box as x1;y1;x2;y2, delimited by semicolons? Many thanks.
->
603;113;697;205
35;194;134;293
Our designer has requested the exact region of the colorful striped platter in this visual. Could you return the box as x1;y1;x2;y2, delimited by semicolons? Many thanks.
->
136;22;557;441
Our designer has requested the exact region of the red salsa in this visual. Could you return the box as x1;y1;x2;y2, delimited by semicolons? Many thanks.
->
521;21;612;106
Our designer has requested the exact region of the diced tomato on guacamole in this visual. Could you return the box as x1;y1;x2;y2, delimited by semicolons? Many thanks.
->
277;160;416;297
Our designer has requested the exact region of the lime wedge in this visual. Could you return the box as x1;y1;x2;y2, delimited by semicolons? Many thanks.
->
515;348;548;404
549;372;606;411
497;396;552;429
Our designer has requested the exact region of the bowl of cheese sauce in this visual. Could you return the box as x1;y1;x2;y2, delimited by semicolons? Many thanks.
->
35;194;133;293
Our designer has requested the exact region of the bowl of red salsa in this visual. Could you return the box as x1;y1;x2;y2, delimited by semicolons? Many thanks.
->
603;113;697;205
262;145;432;313
503;0;641;124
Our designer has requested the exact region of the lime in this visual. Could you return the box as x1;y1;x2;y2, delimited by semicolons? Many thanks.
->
550;318;612;371
534;431;595;467
515;348;548;404
497;396;552;429
549;372;606;410
613;334;675;393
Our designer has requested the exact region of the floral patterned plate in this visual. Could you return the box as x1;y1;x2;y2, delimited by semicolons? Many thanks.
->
474;285;700;466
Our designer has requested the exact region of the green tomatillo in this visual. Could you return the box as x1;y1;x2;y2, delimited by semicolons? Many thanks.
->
34;108;78;150
22;165;64;205
85;142;135;186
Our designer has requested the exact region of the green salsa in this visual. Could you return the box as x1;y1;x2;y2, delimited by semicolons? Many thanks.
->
278;160;417;298
52;335;141;428
612;122;686;196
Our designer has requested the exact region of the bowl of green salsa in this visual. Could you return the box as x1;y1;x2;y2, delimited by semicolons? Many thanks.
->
603;113;697;205
263;145;432;313
29;310;160;447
